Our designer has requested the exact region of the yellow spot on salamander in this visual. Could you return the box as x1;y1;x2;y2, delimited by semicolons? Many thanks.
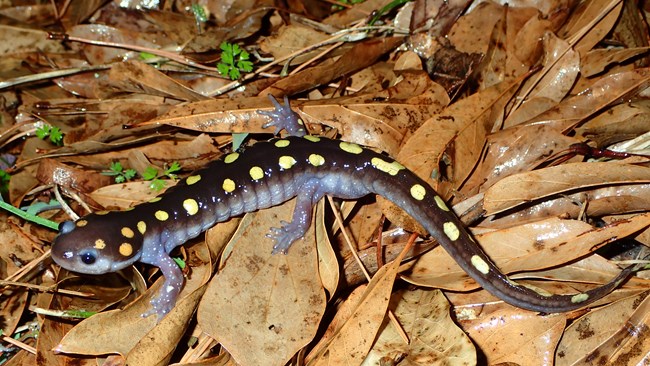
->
309;154;325;166
76;220;88;227
149;197;162;203
95;210;109;215
275;139;290;148
443;222;460;241
410;184;426;201
186;175;201;185
279;156;297;169
371;157;405;176
224;152;239;164
339;141;363;154
121;227;134;238
183;198;199;215
223;178;236;192
304;135;320;142
434;196;450;211
155;210;169;221
137;221;147;234
249;166;264;180
119;243;133;257
94;239;106;249
571;293;589;303
470;255;490;275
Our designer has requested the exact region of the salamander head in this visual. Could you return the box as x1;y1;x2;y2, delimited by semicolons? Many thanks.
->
52;212;144;274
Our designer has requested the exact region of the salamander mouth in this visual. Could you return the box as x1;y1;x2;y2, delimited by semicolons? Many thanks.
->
51;244;110;274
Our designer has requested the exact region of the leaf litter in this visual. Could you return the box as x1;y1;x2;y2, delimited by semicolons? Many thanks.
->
0;1;649;365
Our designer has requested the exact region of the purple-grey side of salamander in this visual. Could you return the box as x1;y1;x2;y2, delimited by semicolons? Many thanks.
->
51;96;637;319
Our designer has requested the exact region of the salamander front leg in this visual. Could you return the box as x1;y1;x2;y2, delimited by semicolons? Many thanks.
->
268;178;324;254
140;250;184;320
258;95;306;137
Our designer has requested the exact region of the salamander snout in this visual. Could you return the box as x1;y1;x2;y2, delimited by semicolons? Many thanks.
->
51;214;143;274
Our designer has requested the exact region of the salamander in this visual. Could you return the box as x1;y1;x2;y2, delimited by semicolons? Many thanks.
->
51;95;638;319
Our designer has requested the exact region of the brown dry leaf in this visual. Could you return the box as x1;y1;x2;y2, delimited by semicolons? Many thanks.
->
306;284;367;362
575;100;650;146
555;291;650;365
506;32;579;127
481;183;650;228
299;96;444;156
449;1;504;56
263;37;404;96
68;24;170;64
0;23;64;55
315;200;339;296
322;0;395;27
582;47;650;77
147;96;274;133
478;214;650;274
0;219;36;337
198;201;326;366
307;248;406;365
54;271;132;313
526;68;650;130
107;61;210;102
89;181;164;209
259;24;333;65
364;289;476;365
466;123;577;193
462;308;567;364
69;134;220;172
476;6;539;88
483;162;650;214
563;0;623;54
338;198;384;252
36;158;113;194
396;77;522;193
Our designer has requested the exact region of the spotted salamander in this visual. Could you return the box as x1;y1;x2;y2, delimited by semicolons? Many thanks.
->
52;96;637;319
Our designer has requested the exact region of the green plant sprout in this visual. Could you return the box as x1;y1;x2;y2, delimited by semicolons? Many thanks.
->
217;42;253;80
35;124;63;145
0;170;9;196
191;4;208;23
143;162;181;191
103;162;137;183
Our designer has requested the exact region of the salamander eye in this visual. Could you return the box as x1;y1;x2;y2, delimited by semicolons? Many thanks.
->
79;251;96;265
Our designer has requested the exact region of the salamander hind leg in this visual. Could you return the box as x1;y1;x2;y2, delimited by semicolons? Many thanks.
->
268;178;324;254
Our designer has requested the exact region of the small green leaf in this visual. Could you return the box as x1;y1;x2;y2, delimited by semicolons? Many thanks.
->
164;162;181;179
140;52;156;60
142;166;159;181
150;179;166;191
35;125;50;139
237;60;253;72
229;68;241;80
124;169;137;180
173;257;186;269
191;4;208;23
110;161;123;173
